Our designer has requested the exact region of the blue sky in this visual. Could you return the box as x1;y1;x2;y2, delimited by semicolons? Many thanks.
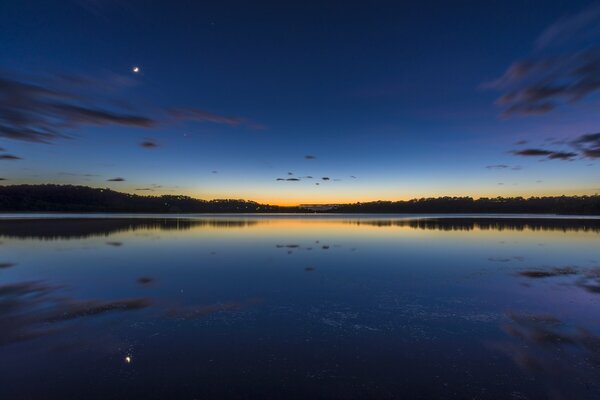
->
1;0;599;204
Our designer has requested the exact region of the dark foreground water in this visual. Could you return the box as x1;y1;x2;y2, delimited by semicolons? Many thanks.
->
0;215;599;400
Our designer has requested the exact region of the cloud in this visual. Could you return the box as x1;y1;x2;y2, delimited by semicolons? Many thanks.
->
486;164;510;169
0;154;21;160
140;138;158;148
548;151;578;160
512;148;578;160
0;178;7;181
513;149;554;157
484;4;600;117
572;132;600;158
0;75;157;143
304;155;316;159
286;178;300;181
535;4;600;49
169;108;260;129
515;140;528;145
486;50;600;116
137;276;154;286
511;131;600;162
135;188;154;191
107;177;125;182
321;177;330;181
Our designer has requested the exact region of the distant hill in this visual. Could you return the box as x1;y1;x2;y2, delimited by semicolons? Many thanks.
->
0;185;297;213
0;184;598;214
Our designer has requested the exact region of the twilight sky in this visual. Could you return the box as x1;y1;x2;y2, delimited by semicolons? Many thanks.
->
1;0;600;205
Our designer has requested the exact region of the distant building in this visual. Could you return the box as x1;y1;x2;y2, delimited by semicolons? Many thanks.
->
298;204;340;211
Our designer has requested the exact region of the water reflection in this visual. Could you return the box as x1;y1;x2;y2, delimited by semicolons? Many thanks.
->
346;217;600;232
0;280;150;346
496;312;600;398
0;218;260;240
0;215;598;399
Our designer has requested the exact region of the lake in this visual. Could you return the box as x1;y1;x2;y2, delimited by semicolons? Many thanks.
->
1;214;599;399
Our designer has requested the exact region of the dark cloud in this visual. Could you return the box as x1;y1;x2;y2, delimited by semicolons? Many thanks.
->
513;148;553;156
0;178;7;181
584;148;600;158
106;177;125;182
321;177;330;181
106;241;123;246
140;138;158;148
0;262;16;269
304;155;316;159
548;151;578;160
484;4;600;117
0;75;156;143
0;154;21;160
137;276;155;286
572;132;600;158
512;149;577;160
135;188;154;191
350;175;357;179
486;164;510;169
276;178;285;181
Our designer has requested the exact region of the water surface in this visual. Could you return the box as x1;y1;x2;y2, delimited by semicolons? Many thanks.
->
1;215;599;399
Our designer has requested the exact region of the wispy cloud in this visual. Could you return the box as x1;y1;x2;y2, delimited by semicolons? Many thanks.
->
484;4;600;117
1;72;262;146
536;3;600;49
511;131;600;161
107;177;125;182
169;108;262;129
0;74;156;143
572;132;600;158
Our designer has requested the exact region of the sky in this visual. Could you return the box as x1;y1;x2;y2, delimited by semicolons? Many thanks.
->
1;0;600;205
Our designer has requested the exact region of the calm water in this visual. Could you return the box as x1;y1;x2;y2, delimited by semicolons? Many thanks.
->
0;215;599;399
